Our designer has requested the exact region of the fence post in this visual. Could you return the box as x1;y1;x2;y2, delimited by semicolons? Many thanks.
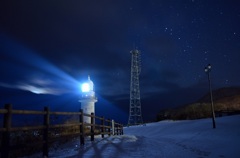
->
108;119;111;136
116;124;119;135
118;124;120;135
79;109;85;145
43;107;50;157
90;112;94;141
101;116;104;138
1;104;12;158
112;120;115;135
121;124;124;135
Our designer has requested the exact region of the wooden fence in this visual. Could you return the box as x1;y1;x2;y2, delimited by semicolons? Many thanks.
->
0;104;123;157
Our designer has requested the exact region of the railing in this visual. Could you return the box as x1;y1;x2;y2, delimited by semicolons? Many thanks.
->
0;104;123;157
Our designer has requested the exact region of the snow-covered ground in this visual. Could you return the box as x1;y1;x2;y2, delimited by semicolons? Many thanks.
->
33;115;240;158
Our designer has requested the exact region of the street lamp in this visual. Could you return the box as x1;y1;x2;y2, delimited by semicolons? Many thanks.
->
204;64;216;129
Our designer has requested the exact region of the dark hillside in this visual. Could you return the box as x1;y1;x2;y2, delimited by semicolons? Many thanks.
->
198;87;240;103
157;87;240;121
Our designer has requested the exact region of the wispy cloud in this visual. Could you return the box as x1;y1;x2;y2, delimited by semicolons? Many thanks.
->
17;83;65;95
0;77;70;95
30;78;53;86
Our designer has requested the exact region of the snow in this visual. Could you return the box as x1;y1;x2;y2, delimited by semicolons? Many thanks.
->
31;115;240;158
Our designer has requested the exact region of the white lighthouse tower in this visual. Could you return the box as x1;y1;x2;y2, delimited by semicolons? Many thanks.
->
79;75;97;123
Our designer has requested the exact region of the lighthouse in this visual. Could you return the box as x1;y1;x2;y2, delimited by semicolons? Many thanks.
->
79;75;97;123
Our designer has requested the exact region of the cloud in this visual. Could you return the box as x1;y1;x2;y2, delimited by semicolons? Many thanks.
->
17;83;64;95
0;76;73;95
30;78;53;86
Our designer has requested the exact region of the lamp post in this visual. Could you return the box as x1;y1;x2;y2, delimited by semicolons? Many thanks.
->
204;64;216;129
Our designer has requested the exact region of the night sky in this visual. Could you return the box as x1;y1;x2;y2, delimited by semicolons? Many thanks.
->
0;1;240;123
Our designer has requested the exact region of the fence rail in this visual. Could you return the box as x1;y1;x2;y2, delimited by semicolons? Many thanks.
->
0;104;123;157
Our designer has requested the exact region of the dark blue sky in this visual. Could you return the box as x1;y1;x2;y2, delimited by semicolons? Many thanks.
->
0;0;240;123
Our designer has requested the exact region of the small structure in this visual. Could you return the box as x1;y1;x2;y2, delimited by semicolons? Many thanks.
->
79;75;97;123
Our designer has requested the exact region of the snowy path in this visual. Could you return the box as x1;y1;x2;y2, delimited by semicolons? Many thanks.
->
50;134;214;158
49;135;165;158
31;115;240;158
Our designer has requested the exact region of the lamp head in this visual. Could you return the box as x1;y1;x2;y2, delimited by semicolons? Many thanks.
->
81;83;90;92
204;67;208;72
207;64;211;69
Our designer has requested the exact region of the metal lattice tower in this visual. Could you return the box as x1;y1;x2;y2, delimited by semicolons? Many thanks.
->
128;49;143;125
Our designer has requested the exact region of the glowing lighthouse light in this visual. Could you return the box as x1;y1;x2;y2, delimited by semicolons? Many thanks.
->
81;83;90;92
79;75;97;123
